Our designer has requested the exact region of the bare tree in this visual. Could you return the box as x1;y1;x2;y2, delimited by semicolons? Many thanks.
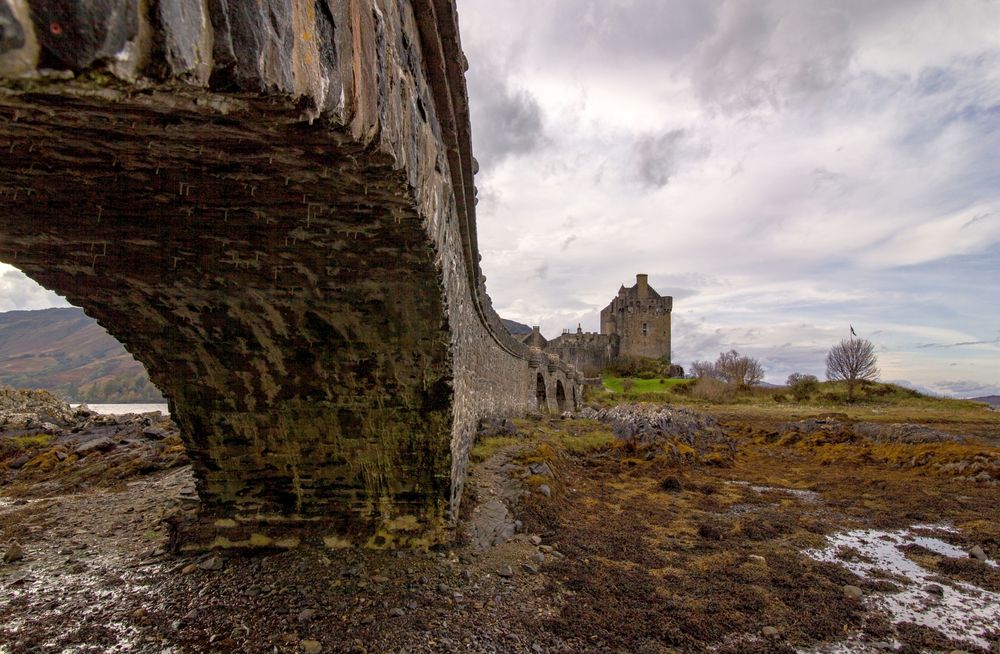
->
715;350;765;388
825;337;880;401
690;360;719;380
692;350;765;387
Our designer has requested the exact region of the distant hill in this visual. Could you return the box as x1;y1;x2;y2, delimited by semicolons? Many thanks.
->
0;308;164;403
970;395;1000;408
500;318;532;335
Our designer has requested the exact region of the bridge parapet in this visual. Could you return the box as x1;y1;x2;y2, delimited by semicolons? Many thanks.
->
0;0;579;547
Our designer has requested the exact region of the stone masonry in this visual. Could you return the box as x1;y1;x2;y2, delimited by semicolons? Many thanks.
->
542;274;673;376
0;0;580;547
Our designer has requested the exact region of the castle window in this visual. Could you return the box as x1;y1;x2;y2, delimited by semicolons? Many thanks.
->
642;322;648;336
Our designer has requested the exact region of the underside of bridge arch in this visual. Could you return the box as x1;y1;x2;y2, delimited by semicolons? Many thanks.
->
0;0;582;548
0;96;455;544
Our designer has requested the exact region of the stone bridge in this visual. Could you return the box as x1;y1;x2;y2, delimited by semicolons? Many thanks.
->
0;0;581;547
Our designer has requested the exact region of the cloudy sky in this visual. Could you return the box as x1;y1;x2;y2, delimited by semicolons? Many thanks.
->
2;0;999;397
456;0;1000;396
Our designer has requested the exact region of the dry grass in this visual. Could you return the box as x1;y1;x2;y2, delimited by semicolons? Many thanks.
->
510;405;1000;653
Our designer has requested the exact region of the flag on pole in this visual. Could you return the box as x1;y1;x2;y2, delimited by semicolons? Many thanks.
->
850;325;857;337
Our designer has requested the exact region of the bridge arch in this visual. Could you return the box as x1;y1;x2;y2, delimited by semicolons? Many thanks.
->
555;380;567;413
0;0;581;547
536;373;548;411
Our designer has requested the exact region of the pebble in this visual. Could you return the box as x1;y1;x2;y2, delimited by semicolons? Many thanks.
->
181;563;199;575
531;552;545;564
538;485;551;498
761;626;779;637
968;545;988;562
2;542;24;563
522;563;539;575
297;609;317;622
843;585;863;600
748;555;767;564
497;565;514;578
389;607;405;617
529;535;542;546
199;555;224;571
301;640;322;654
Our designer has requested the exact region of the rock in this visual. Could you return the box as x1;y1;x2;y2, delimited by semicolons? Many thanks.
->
301;641;322;654
529;462;552;477
761;626;779;637
9;454;29;469
198;555;224;571
142;427;170;440
494;522;517;545
522;563;539;574
389;607;405;617
538;484;551;498
660;476;684;492
133;608;148;619
529;535;542;546
531;552;545;564
297;608;316;622
497;565;514;578
969;545;988;562
925;584;944;596
3;542;24;563
748;554;767;564
843;585;863;600
73;437;116;456
181;563;199;575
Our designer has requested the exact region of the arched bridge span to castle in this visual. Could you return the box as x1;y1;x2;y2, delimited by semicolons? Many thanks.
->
0;0;581;547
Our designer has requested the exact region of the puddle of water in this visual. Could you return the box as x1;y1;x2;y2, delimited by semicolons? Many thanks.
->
806;524;1000;650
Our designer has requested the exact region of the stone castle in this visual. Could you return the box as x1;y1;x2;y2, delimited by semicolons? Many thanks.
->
520;274;673;376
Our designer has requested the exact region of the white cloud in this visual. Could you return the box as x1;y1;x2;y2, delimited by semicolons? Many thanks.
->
0;264;69;312
460;0;1000;396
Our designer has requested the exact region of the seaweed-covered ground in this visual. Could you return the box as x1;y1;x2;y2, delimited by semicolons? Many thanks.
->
1;391;999;653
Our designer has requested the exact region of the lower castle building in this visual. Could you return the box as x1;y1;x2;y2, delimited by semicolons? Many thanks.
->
519;274;673;376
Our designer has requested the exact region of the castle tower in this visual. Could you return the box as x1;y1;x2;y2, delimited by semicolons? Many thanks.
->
599;273;672;362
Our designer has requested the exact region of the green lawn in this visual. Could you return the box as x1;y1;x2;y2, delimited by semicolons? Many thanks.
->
602;376;689;393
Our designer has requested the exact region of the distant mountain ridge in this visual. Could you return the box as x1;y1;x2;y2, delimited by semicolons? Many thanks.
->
0;307;164;403
500;318;532;335
970;395;1000;408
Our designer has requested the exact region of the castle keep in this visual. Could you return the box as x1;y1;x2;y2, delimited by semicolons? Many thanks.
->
523;274;673;376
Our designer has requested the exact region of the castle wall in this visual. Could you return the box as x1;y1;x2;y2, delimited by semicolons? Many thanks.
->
614;299;672;361
546;332;619;377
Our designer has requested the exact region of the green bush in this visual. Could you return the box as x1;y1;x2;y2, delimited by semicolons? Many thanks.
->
787;373;819;401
